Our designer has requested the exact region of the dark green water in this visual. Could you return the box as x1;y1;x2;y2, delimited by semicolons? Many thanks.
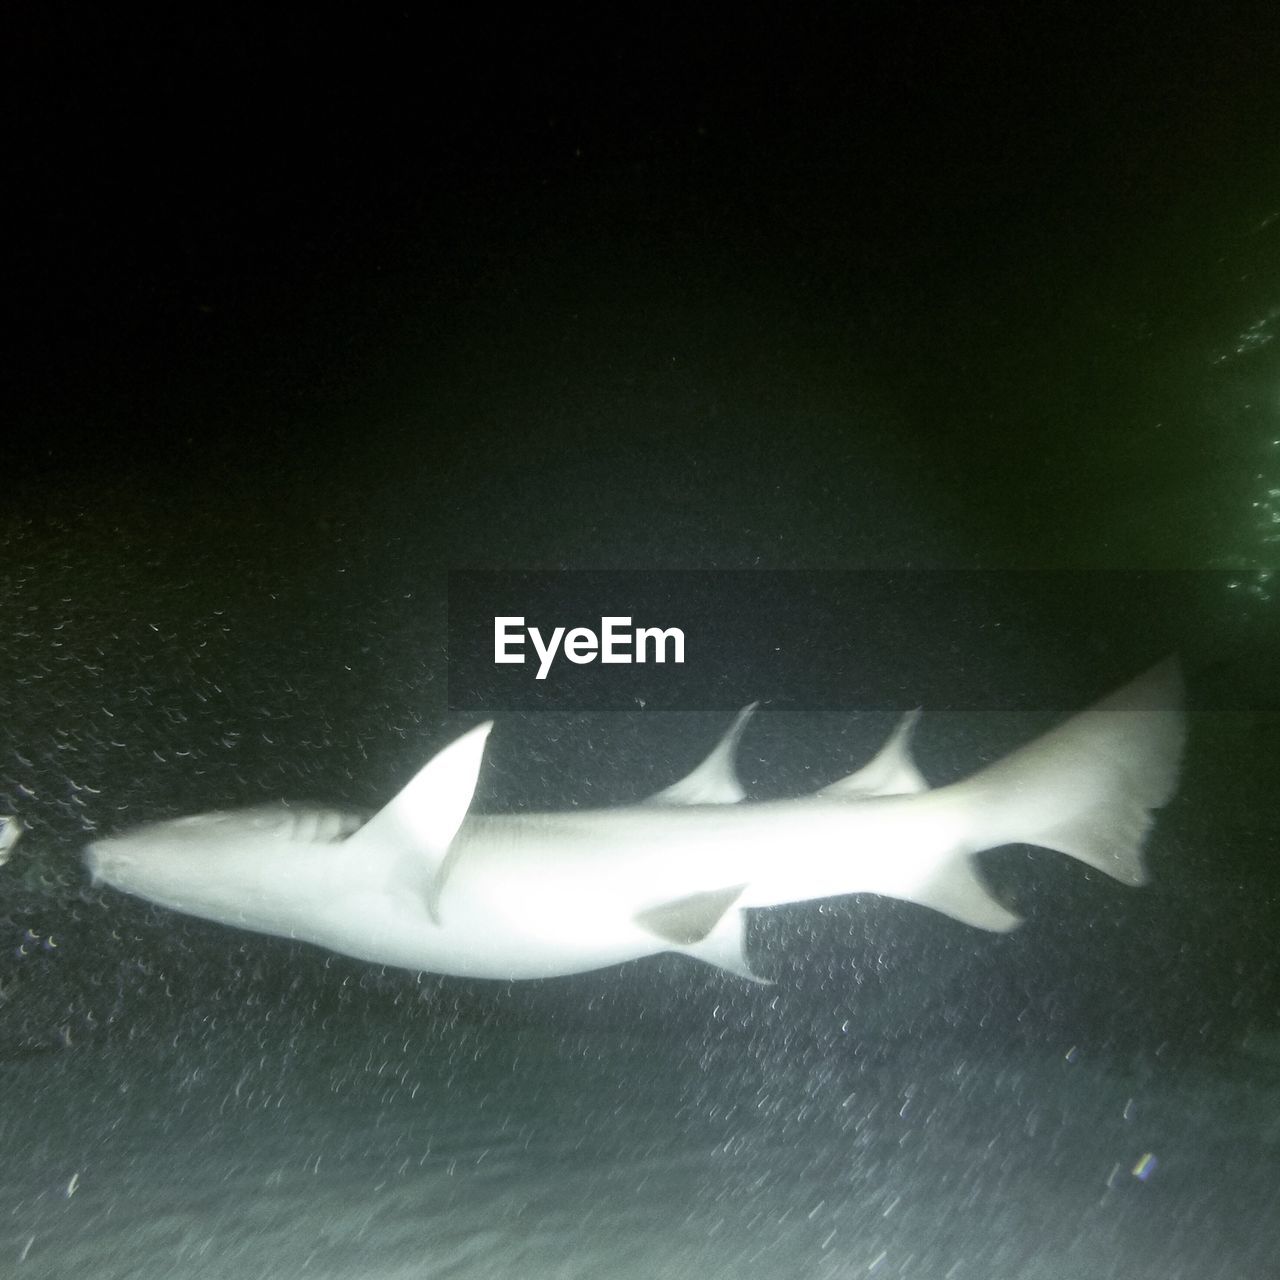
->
4;7;1279;1276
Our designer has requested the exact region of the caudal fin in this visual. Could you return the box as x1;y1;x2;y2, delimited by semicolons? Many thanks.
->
955;658;1185;885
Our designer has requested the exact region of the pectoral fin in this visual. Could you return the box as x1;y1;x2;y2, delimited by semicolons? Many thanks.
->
680;906;772;984
636;886;769;983
635;884;748;946
346;721;492;923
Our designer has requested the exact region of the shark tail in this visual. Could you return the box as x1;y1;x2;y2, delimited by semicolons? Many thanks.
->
953;657;1185;888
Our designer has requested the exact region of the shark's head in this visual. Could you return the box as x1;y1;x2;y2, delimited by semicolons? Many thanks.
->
82;721;494;933
84;806;367;922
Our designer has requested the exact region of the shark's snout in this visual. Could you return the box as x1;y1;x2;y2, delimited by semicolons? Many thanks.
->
83;841;122;888
82;842;104;885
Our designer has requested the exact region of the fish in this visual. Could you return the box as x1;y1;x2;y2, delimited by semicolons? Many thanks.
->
84;660;1184;982
0;814;22;867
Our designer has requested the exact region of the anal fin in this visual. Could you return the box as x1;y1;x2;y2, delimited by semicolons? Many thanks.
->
905;858;1023;933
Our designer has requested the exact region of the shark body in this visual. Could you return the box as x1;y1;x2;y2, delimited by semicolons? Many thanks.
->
85;661;1184;982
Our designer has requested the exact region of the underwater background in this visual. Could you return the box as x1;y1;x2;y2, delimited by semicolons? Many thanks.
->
4;5;1279;1276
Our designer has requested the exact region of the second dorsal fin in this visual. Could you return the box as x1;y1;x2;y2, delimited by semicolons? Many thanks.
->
818;710;928;799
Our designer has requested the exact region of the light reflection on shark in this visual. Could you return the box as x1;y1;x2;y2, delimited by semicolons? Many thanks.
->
85;661;1184;982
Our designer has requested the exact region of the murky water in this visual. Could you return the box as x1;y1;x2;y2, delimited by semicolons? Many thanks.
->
4;1021;1277;1280
5;10;1280;1278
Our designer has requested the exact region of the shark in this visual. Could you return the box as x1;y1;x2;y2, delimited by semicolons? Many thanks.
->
84;660;1184;982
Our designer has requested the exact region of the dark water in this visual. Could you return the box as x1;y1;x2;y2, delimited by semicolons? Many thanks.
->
3;1021;1278;1279
4;7;1279;1276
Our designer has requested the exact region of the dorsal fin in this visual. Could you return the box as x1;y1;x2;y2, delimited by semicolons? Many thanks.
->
345;721;492;923
646;704;757;806
818;709;928;799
